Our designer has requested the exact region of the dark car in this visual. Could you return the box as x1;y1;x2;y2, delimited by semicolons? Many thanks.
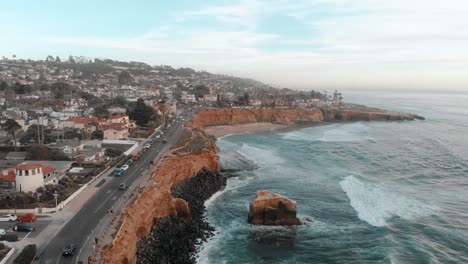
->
162;138;167;143
14;223;35;232
62;243;76;256
119;183;127;190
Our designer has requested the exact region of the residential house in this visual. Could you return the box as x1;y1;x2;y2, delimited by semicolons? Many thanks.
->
73;146;106;163
181;93;196;103
14;162;58;192
0;168;16;189
48;140;85;158
102;123;129;140
203;94;218;102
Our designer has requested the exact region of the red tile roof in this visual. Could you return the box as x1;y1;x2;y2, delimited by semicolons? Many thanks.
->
110;114;128;119
16;163;43;170
0;168;16;182
42;166;55;175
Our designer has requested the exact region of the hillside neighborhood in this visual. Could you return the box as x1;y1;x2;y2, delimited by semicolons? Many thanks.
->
0;56;343;213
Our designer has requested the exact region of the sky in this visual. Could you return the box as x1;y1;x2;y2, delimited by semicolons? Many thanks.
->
1;0;468;91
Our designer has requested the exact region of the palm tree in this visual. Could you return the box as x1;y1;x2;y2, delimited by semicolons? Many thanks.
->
4;119;21;150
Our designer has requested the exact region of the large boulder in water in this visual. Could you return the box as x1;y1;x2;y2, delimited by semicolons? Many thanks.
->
248;190;301;225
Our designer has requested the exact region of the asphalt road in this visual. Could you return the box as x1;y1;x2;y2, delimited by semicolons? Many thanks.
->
38;109;195;264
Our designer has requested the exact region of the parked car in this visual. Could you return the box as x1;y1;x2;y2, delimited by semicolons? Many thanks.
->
144;143;151;149
120;165;129;171
155;135;161;139
119;183;127;190
132;155;140;161
141;147;148;153
14;223;35;232
62;243;76;256
0;214;17;222
162;139;167;143
114;169;124;177
0;229;5;236
17;213;36;222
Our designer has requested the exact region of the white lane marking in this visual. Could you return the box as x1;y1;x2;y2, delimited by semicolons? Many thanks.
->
23;231;32;239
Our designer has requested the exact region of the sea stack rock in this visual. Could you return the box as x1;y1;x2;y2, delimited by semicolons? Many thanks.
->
248;190;301;225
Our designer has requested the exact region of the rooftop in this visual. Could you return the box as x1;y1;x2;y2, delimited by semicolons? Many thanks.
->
48;140;83;149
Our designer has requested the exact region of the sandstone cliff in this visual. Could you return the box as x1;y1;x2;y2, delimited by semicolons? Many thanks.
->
190;107;423;130
103;129;219;264
190;108;324;128
248;190;301;226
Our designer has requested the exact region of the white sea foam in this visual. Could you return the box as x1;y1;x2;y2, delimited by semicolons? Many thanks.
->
281;122;371;142
238;144;284;166
196;219;248;264
340;176;439;227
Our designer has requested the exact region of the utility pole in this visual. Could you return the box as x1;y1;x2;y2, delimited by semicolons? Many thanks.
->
53;190;58;210
37;116;40;144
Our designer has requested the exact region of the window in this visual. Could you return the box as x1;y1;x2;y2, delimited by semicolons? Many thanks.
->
25;170;29;176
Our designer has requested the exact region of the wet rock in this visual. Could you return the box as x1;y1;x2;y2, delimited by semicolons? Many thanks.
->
136;169;227;264
248;190;301;226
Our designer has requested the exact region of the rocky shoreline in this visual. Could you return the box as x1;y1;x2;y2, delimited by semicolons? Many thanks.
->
136;169;227;264
103;106;424;263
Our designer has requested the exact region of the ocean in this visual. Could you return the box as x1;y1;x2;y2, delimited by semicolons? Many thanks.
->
197;90;468;264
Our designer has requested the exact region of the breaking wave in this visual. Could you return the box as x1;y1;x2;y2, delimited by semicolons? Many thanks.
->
340;176;439;227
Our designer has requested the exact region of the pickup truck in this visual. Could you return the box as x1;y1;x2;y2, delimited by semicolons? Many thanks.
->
114;169;124;177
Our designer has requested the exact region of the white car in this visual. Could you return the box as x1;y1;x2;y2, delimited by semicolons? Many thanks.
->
120;165;129;171
0;229;5;236
0;214;17;222
144;143;151;149
155;135;161;139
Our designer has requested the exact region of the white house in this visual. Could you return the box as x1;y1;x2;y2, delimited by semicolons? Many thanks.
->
15;163;57;193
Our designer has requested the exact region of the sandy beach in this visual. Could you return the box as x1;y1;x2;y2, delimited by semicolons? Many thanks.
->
204;122;288;137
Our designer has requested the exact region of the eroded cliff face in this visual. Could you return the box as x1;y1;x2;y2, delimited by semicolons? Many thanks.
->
190;108;324;128
103;134;219;264
322;109;424;121
190;107;422;129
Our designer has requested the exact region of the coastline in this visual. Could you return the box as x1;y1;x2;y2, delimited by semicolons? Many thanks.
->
204;122;288;137
102;106;424;263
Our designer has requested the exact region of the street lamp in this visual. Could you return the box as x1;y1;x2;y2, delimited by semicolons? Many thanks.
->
53;190;58;210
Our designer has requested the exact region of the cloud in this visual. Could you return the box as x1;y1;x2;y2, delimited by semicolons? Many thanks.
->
45;0;468;90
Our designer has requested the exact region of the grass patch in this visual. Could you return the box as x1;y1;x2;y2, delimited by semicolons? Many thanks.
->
171;129;192;149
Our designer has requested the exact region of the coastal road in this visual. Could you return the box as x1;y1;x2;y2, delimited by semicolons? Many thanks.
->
37;108;195;264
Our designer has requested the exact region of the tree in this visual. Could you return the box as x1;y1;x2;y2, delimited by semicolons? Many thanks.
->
46;55;54;62
68;55;75;63
55;56;61;62
113;96;128;106
3;119;21;149
12;83;32;94
193;84;210;98
129;98;155;126
50;82;72;99
20;124;52;145
29;144;49;160
91;130;103;140
118;70;133;85
0;81;8;91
